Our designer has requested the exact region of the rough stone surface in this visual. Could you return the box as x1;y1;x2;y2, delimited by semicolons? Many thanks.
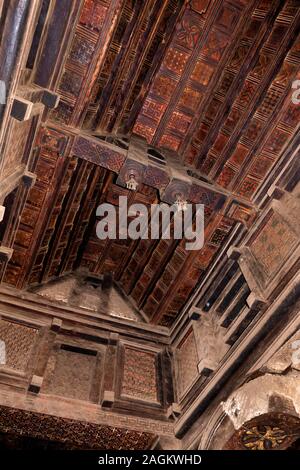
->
263;331;300;373
223;372;300;430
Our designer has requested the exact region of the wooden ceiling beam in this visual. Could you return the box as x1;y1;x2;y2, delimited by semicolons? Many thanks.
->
94;0;148;130
210;6;300;180
40;158;92;282
71;0;124;128
109;0;169;132
58;166;107;276
149;212;224;325
124;0;186;135
181;0;279;162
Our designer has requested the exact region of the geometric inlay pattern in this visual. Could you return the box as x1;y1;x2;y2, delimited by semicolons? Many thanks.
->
251;212;298;279
122;347;158;402
42;347;97;401
0;405;155;450
177;328;199;397
0;320;38;372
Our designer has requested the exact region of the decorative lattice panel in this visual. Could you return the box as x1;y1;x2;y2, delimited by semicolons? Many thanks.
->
42;347;97;401
122;347;158;402
0;405;155;450
251;212;298;279
0;320;38;371
177;328;199;397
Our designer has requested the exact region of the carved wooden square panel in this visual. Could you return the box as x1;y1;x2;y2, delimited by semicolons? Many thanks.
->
140;98;167;123
167;111;192;134
191;61;215;86
121;347;158;403
79;0;108;31
174;11;202;50
179;87;203;111
69;33;95;66
159;134;182;151
151;75;178;101
202;30;229;62
163;48;191;75
250;212;298;279
42;345;98;401
0;320;38;372
177;329;199;397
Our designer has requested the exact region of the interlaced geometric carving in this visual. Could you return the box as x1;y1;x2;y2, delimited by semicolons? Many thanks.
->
122;347;158;402
251;212;298;278
0;405;155;450
177;329;199;396
0;320;38;372
42;348;97;401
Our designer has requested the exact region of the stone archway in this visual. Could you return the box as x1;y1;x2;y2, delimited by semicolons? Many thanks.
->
198;365;300;450
198;406;235;450
223;412;300;450
222;372;300;430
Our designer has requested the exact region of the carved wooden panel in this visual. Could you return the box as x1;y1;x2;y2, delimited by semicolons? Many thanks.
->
3;127;69;287
177;328;199;397
72;136;126;172
1;118;33;179
132;1;300;204
1;0;299;332
48;0;116;127
121;347;158;403
250;211;298;280
0;320;38;372
42;346;98;401
0;406;155;450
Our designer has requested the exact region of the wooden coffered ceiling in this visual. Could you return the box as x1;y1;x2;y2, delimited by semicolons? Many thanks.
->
1;0;300;327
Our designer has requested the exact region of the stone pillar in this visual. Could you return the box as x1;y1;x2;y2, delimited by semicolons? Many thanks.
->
28;318;63;395
193;316;230;376
101;333;119;408
0;246;13;282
